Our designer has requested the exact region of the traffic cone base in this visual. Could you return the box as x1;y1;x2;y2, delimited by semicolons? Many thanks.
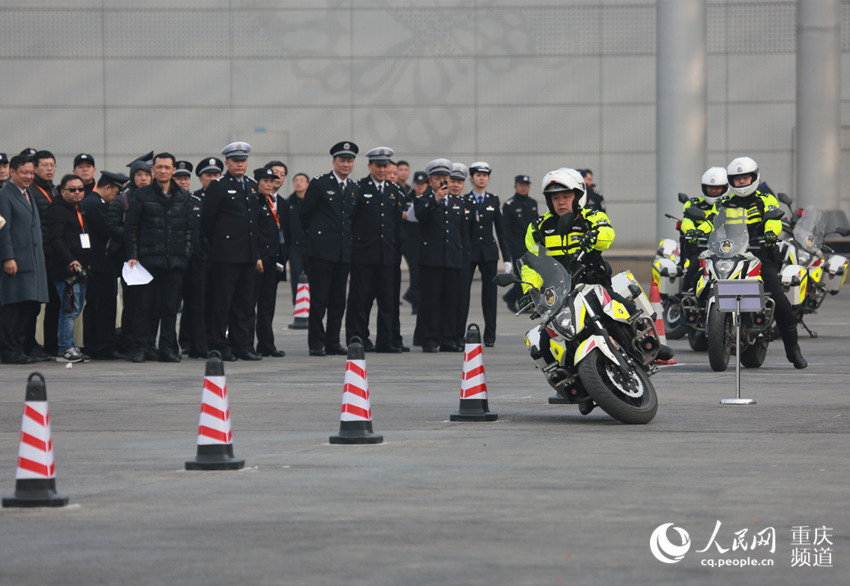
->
329;421;383;445
3;478;68;508
451;324;498;421
185;445;245;470
451;399;498;421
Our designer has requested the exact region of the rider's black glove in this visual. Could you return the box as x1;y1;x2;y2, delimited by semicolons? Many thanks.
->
578;230;598;252
763;232;778;247
517;294;534;313
686;229;702;245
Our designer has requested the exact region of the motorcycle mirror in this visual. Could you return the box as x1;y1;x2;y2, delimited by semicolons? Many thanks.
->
777;192;793;206
834;226;850;237
677;192;690;204
685;206;706;220
493;273;519;287
557;211;576;235
764;208;785;220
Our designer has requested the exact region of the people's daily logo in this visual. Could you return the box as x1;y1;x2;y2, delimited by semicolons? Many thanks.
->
650;523;691;564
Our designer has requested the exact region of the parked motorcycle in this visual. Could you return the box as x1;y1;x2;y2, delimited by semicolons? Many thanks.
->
651;193;690;340
495;213;659;424
778;206;850;337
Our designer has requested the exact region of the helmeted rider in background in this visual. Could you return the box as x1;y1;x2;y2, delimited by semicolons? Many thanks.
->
719;156;807;369
680;167;725;292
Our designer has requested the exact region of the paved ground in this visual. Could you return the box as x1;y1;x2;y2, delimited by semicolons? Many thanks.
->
1;279;847;585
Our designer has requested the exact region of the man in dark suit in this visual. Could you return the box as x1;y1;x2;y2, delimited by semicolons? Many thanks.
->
346;146;402;352
0;156;50;364
459;162;511;347
300;141;358;356
201;142;262;362
413;159;467;352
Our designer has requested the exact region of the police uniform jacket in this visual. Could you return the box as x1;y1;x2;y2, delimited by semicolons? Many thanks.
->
187;188;207;262
585;187;607;213
463;191;510;263
717;190;783;263
257;192;283;261
0;181;49;305
80;194;112;274
299;171;355;263
680;196;717;236
124;180;193;271
413;188;466;269
350;175;400;266
201;172;261;264
502;193;538;263
521;209;615;290
45;197;91;282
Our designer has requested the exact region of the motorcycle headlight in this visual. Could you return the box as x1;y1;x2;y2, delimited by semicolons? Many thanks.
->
797;249;811;266
716;259;735;279
551;306;575;339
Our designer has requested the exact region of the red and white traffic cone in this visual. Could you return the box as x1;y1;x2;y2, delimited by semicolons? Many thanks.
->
289;271;310;330
650;281;677;365
185;351;245;470
451;324;498;421
3;373;68;508
329;337;383;444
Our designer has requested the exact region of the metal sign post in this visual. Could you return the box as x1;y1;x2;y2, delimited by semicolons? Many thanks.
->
714;280;765;405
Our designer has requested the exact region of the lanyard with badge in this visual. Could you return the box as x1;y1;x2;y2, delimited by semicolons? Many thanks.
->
76;207;90;249
267;194;284;244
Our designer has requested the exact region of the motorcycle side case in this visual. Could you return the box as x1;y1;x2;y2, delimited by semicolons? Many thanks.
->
651;257;682;297
780;264;808;306
612;270;654;318
656;238;680;263
824;254;848;293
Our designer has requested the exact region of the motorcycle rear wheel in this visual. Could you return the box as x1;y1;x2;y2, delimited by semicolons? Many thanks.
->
707;304;731;372
577;348;657;424
663;298;687;340
688;328;707;352
740;337;768;368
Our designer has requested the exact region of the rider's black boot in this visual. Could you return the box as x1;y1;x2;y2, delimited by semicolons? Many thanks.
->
782;328;807;369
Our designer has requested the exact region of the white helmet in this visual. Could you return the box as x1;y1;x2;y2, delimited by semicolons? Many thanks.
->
541;167;587;213
726;156;760;197
700;166;728;204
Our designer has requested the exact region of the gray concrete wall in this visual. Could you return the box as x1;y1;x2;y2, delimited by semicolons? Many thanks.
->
2;0;849;247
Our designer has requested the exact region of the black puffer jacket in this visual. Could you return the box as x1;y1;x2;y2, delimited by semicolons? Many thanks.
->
124;180;193;270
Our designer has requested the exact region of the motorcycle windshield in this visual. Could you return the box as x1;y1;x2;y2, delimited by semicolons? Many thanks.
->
519;246;573;323
793;206;826;254
707;207;750;259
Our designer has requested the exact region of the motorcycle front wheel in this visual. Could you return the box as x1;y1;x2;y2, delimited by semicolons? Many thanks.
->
740;337;768;368
663;298;687;340
688;328;707;352
577;348;657;424
707;304;731;372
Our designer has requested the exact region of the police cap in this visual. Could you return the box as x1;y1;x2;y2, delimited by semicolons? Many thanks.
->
99;170;129;188
365;146;394;164
450;163;468;181
330;141;358;158
19;148;37;158
515;174;531;184
425;158;452;177
196;157;224;177
469;161;491;175
253;167;276;182
412;171;427;184
0;153;8;165
126;151;154;168
174;160;193;177
221;142;251;160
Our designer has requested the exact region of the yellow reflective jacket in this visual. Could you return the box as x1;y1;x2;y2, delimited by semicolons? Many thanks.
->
520;209;615;290
716;189;782;239
680;197;717;235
